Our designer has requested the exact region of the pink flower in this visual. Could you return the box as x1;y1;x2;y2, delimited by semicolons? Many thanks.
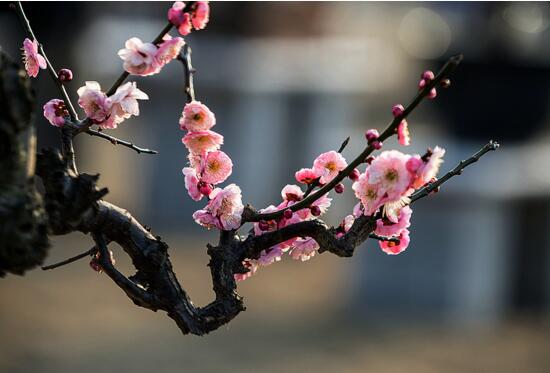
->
379;229;410;255
253;205;279;236
375;205;412;237
21;38;46;78
235;260;258;282
313;151;347;184
182;130;223;154
367;150;411;201
296;193;332;220
336;214;355;238
191;1;210;30
193;184;243;230
397;119;410;146
118;37;160;76
352;171;385;216
295;168;319;184
290;238;319;262
200;150;233;185
179;101;216;131
43;99;69;127
156;35;185;66
182;167;203;201
77;81;111;123
103;81;149;129
168;2;193;36
257;245;287;266
412;146;445;188
281;184;304;202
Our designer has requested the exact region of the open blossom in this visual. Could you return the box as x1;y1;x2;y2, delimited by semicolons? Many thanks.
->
367;150;411;201
102;82;149;129
290;238;319;262
417;146;445;186
281;184;304;202
200;150;233;184
182;167;203;201
193;184;243;230
379;229;410;255
352;172;385;216
257;245;287;266
295;168;319;184
179;101;216;131
375;206;412;237
156;35;185;66
21;38;46;78
168;2;193;36
118;37;159;76
191;1;210;30
43;99;68;127
182;130;223;154
77;81;111;123
313;151;347;184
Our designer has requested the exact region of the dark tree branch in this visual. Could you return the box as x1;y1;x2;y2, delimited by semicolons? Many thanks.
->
242;54;464;223
178;44;196;104
85;129;158;154
409;140;500;204
369;233;400;243
0;48;49;276
41;246;97;270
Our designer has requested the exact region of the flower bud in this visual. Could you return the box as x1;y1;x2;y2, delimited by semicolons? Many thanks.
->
198;181;213;196
392;104;404;117
89;259;102;273
335;183;345;194
258;220;270;231
283;209;293;219
310;206;321;217
365;129;380;142
372;141;383;150
428;88;437;99
57;68;73;82
349;168;360;181
422;70;435;81
365;156;375;164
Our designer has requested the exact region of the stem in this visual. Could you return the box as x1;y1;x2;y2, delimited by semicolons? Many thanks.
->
85;129;158;154
243;54;464;223
42;247;97;270
179;44;196;103
409;140;500;204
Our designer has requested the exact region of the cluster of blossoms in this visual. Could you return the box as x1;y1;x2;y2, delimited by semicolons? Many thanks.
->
168;1;210;36
118;35;185;76
178;101;243;230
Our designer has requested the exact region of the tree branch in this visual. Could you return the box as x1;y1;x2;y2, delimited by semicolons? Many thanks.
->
85;129;158;154
242;54;464;223
41;246;96;270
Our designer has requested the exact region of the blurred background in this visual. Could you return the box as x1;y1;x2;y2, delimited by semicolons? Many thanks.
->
2;2;550;372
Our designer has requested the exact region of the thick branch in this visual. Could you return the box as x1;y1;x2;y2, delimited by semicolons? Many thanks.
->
242;54;463;223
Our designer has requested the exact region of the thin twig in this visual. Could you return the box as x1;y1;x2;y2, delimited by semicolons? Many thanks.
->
409;140;499;204
368;233;400;243
41;247;97;270
178;43;196;103
86;129;158;154
242;54;463;223
14;2;78;122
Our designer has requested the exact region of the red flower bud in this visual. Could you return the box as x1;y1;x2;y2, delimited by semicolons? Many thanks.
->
335;183;345;194
349;168;360;181
57;68;73;82
284;209;293;219
310;206;321;217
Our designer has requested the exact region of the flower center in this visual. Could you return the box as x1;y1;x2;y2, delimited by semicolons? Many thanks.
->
208;160;220;173
325;162;336;172
193;113;203;122
367;188;377;200
385;169;398;182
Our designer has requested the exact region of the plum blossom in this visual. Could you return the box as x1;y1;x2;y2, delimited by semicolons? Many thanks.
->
336;214;355;238
281;184;304;202
191;1;210;30
182;167;203;201
179;101;216;131
417;146;445;186
235;260;258;282
21;38;46;78
77;81;111;123
103;82;149;129
193;184;243;230
397;119;410;146
313;151;347;184
257;245;287;266
118;37;159;76
156;35;185;66
379;229;410;255
290;238;319;261
43;99;68;127
168;2;193;36
295;168;318;184
182;130;224;154
200;150;233;185
367;150;411;201
352;172;385;216
375;206;412;237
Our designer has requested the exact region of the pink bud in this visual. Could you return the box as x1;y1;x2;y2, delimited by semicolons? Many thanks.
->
418;79;426;89
365;129;379;142
392;104;405;117
406;156;422;173
372;141;383;150
335;183;345;194
310;206;321;217
57;68;73;82
89;259;102;273
428;88;437;99
258;220;270;231
422;70;435;81
365;156;375;164
198;181;213;196
283;209;293;219
349;168;360;181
